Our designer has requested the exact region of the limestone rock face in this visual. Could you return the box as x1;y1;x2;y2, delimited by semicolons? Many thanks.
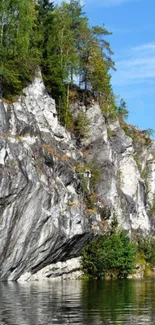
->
0;75;154;280
71;101;155;234
18;257;82;282
0;76;95;280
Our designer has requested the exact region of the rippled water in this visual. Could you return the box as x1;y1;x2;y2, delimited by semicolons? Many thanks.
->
0;279;155;325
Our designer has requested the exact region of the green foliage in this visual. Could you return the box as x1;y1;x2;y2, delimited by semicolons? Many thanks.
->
0;0;119;127
38;0;88;124
121;123;133;138
107;127;116;137
36;0;64;102
133;153;149;182
0;0;39;98
140;167;148;180
75;161;101;195
137;237;155;267
99;95;116;121
111;215;119;232
99;96;128;124
147;128;155;138
82;230;136;279
149;194;155;216
74;111;89;138
116;98;129;121
133;153;142;172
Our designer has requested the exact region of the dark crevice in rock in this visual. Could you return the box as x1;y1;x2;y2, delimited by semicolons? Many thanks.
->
47;267;80;278
31;233;94;275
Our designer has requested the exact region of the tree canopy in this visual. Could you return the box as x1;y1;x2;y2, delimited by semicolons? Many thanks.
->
82;231;136;279
0;0;38;98
0;0;127;124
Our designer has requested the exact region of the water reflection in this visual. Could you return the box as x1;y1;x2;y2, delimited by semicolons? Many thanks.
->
0;279;155;324
81;280;155;324
0;281;108;325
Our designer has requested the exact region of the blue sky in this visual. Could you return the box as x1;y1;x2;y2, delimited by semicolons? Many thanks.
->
56;0;155;131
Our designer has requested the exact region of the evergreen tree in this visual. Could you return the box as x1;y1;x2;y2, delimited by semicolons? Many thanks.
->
0;0;116;125
82;231;136;279
39;0;86;125
116;98;129;121
0;0;38;98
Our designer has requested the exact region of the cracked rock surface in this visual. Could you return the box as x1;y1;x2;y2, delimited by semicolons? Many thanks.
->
0;74;154;280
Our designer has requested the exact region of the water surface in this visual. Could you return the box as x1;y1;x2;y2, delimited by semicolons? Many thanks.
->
0;279;155;324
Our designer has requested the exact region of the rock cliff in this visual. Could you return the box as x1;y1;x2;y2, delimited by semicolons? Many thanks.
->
0;73;154;280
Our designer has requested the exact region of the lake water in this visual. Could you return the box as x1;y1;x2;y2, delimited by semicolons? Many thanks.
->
0;279;155;325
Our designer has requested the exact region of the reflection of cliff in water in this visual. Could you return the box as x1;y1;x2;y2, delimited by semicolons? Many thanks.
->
0;280;155;325
0;281;109;325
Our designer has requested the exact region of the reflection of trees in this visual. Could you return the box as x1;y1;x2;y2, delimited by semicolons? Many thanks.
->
81;279;155;324
0;280;155;325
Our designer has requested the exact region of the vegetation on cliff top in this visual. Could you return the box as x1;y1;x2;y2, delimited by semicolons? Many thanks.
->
0;0;128;126
1;0;153;140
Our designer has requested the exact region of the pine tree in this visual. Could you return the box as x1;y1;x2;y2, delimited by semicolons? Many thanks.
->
0;0;38;98
0;0;117;125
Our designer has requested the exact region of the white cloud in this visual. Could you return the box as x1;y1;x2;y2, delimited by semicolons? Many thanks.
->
112;42;155;86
